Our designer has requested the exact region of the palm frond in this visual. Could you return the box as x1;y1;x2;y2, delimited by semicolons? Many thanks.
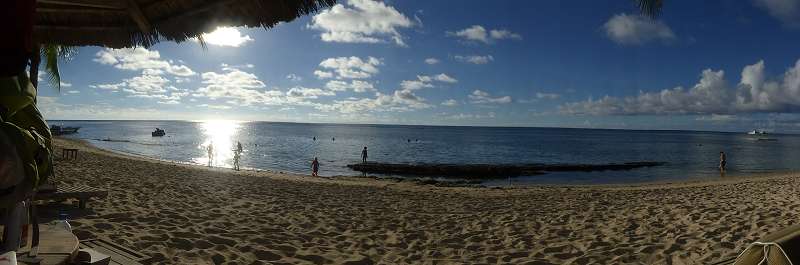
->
39;44;76;91
634;0;663;19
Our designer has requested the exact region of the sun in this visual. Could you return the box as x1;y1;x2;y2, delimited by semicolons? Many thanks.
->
200;27;254;47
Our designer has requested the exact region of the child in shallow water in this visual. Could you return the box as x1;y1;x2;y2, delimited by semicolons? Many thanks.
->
311;157;320;177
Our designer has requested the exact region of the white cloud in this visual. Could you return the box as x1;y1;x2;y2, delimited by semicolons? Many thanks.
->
315;73;457;113
309;0;413;46
449;25;489;43
94;48;196;76
318;56;382;79
90;82;126;91
424;58;440;65
195;66;325;108
198;27;254;47
87;71;188;103
560;59;800;115
286;74;303;82
434;73;457;83
455;55;494;64
489;29;522;40
536;92;560;100
196;67;282;106
199;104;232;110
37;97;197;120
158;100;180;105
399;74;457;91
142;69;164;75
168;65;195;76
469;90;512;104
755;0;800;27
286;87;335;99
447;25;521;43
66;90;79;94
440;112;496;120
400;79;434;91
441;99;459;106
315;91;430;113
603;14;676;45
123;74;169;95
696;114;737;122
325;80;376;92
175;77;191;83
314;70;334;79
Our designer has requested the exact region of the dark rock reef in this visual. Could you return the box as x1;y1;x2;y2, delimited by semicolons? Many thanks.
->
347;161;666;179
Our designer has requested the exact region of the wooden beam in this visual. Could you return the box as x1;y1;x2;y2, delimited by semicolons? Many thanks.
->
125;0;152;34
37;0;125;10
35;25;127;31
36;8;128;15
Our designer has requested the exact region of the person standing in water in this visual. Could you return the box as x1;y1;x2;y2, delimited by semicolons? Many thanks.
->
719;151;727;172
361;146;368;163
233;141;243;171
233;150;241;171
311;157;320;177
207;142;214;167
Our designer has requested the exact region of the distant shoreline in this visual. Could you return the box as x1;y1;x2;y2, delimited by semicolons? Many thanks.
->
46;119;788;135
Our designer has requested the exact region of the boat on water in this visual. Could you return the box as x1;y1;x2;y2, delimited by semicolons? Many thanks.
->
50;125;80;135
747;129;768;135
152;128;166;137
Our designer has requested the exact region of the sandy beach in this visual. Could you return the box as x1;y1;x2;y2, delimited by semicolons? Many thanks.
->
47;137;800;264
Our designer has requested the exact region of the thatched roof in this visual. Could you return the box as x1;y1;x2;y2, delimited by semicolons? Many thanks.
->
34;0;337;48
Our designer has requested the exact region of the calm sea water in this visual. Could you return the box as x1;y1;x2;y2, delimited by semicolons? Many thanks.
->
50;120;800;185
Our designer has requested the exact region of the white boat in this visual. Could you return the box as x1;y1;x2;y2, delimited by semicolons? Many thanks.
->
50;125;80;135
747;129;767;135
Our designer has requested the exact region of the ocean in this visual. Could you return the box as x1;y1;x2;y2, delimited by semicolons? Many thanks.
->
50;120;800;185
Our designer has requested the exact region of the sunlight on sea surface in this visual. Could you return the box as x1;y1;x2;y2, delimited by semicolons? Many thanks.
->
196;120;241;168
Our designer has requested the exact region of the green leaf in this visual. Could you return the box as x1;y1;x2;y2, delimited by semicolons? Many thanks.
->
39;44;77;92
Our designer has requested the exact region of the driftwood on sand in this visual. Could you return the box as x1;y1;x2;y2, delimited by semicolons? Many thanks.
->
347;161;666;179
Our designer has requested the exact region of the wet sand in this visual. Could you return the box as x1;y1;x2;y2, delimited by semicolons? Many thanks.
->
49;137;800;264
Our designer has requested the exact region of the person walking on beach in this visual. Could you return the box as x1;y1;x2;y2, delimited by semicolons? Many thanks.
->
361;146;368;163
311;157;320;177
236;141;243;153
207;142;214;167
719;151;727;172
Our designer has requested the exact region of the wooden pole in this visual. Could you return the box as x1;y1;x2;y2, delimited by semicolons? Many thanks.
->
29;44;41;103
29;44;40;89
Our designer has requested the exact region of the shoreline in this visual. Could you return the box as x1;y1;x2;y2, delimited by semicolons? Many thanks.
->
51;137;800;264
71;136;797;189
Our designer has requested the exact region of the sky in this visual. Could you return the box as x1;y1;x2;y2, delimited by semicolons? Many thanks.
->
35;0;800;132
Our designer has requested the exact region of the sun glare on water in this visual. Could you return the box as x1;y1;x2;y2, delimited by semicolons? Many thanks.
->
198;120;241;168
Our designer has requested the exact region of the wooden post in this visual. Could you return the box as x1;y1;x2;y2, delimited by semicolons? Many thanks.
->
29;44;41;90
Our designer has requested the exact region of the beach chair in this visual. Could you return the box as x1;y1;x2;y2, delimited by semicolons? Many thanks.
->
714;224;800;265
79;238;150;265
35;184;108;209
